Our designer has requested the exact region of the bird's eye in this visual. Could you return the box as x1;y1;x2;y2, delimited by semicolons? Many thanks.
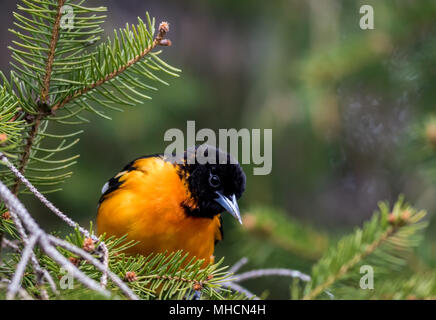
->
209;174;220;188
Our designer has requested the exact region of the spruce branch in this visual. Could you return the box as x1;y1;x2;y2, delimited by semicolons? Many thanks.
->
0;177;139;300
221;282;258;300
40;0;66;104
12;114;43;195
2;1;179;196
358;272;436;299
232;268;311;283
0;179;107;299
7;233;39;299
0;154;315;301
0;151;137;299
1;279;33;300
100;242;109;288
221;257;311;300
1;238;20;252
304;226;395;300
303;198;428;300
1;152;89;236
51;21;173;112
0;185;55;298
228;257;249;274
0;150;236;300
1;151;110;289
102;251;240;300
47;236;137;299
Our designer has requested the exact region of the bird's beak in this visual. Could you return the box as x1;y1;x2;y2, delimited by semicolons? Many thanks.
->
215;192;242;224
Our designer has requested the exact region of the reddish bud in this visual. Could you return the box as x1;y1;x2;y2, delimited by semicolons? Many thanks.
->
83;237;95;252
69;257;80;266
2;211;11;220
193;282;203;291
125;271;138;282
159;39;172;47
387;213;396;225
159;22;170;34
0;133;7;143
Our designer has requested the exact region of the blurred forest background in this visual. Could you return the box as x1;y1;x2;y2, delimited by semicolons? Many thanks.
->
1;0;435;298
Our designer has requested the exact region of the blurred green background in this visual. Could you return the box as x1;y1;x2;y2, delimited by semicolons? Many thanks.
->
1;0;436;298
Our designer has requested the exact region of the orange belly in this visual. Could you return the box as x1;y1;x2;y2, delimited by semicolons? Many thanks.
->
97;157;222;266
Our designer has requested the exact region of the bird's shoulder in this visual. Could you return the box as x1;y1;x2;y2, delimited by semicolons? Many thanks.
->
98;154;167;204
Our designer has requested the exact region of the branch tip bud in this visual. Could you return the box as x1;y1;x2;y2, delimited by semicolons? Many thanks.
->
159;21;170;34
159;39;172;47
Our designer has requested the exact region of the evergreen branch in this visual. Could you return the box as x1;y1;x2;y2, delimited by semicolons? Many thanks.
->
304;227;395;300
1;279;33;300
1;238;20;252
40;0;65;104
1;151;110;288
303;198;428;300
1;151;88;236
141;274;210;289
233;268;311;283
11;114;43;195
48;236;137;299
7;232;39;299
0;176;139;299
3;4;179;195
221;257;311;300
228;257;249;274
331;271;436;300
0;179;107;298
100;242;109;288
3;0;106;195
50;21;173;112
0;187;55;298
100;250;237;300
2;203;60;299
221;282;258;300
360;272;436;299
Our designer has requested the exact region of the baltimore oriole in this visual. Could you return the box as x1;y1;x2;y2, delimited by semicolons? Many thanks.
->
96;146;246;266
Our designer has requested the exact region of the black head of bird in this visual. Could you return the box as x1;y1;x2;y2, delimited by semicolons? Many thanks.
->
172;145;246;223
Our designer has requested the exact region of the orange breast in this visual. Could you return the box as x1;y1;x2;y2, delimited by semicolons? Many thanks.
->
97;157;221;266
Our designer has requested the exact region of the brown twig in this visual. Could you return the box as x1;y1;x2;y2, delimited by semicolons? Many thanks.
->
12;115;43;195
40;0;66;104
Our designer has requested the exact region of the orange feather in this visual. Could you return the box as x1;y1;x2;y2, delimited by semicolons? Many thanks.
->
97;157;222;266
